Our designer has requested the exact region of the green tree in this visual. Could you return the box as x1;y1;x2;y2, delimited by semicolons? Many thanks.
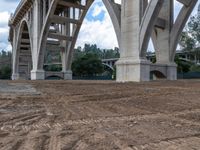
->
72;44;119;77
175;56;191;73
102;47;120;59
0;66;11;79
84;44;103;58
72;53;103;76
190;65;200;72
180;31;196;50
73;44;120;61
0;50;12;79
180;5;200;63
187;14;200;45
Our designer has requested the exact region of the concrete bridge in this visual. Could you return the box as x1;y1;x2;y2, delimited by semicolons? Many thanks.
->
9;0;197;82
45;71;64;79
102;58;118;71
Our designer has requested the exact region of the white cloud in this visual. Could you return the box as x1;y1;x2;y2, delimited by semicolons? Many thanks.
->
0;11;10;27
0;28;8;33
0;0;199;52
0;0;19;51
114;0;121;4
92;4;105;17
0;11;11;51
76;2;118;49
0;0;20;13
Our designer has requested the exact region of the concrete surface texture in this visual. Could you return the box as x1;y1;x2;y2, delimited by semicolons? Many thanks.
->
9;0;197;81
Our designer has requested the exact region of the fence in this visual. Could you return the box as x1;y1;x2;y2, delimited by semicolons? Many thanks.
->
177;72;200;79
73;75;113;80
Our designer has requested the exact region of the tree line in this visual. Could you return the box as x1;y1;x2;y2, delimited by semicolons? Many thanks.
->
179;6;200;72
0;50;12;79
72;44;119;77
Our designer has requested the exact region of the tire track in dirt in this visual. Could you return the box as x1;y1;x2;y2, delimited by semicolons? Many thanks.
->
0;110;45;126
0;139;23;150
132;135;200;150
37;108;200;127
1;80;200;149
48;131;61;150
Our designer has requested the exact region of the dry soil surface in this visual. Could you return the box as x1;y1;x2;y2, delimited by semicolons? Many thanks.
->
0;80;200;150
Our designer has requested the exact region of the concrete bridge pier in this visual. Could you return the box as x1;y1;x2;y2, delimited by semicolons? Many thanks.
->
12;73;20;80
30;0;45;80
31;70;45;80
116;0;197;82
116;0;162;82
152;0;177;81
60;8;72;80
152;0;197;80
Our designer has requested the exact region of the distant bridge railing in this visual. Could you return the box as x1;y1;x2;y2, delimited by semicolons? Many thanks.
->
73;75;113;80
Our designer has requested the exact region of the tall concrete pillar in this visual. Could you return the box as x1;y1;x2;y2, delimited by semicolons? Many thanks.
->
152;0;177;80
116;0;150;82
153;0;173;64
12;28;20;80
60;9;72;80
31;0;45;80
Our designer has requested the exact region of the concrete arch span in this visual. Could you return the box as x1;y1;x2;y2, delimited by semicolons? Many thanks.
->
32;0;121;80
152;0;197;64
45;71;64;80
102;63;114;71
150;70;166;80
12;20;33;80
64;0;121;80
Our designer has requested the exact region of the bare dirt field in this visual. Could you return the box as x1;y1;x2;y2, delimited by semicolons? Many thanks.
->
0;80;200;150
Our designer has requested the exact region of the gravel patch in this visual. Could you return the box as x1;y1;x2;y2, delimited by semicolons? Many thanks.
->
0;82;40;95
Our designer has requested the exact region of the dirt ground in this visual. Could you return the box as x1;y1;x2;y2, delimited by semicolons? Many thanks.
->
0;80;200;150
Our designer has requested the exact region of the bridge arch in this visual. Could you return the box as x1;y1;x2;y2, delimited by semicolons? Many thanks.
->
65;0;120;72
150;70;166;80
152;0;197;64
45;76;63;80
102;63;114;71
36;0;120;79
13;20;32;79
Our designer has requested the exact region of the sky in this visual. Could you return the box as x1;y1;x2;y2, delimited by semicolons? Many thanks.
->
0;0;199;52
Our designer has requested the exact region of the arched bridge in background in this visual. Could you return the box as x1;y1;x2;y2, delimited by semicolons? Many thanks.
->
9;0;197;82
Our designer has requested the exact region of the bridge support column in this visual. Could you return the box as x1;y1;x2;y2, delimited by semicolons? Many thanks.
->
116;59;151;82
166;63;177;80
31;70;45;80
151;64;177;80
150;63;177;80
63;70;72;80
151;0;197;80
116;0;151;82
12;73;20;80
152;0;177;80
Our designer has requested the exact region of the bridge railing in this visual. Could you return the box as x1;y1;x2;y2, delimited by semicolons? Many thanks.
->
73;75;113;80
10;0;25;21
178;72;200;79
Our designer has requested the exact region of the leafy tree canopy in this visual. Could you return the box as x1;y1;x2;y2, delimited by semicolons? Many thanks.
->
180;6;200;51
0;50;12;79
73;44;119;61
72;53;104;76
